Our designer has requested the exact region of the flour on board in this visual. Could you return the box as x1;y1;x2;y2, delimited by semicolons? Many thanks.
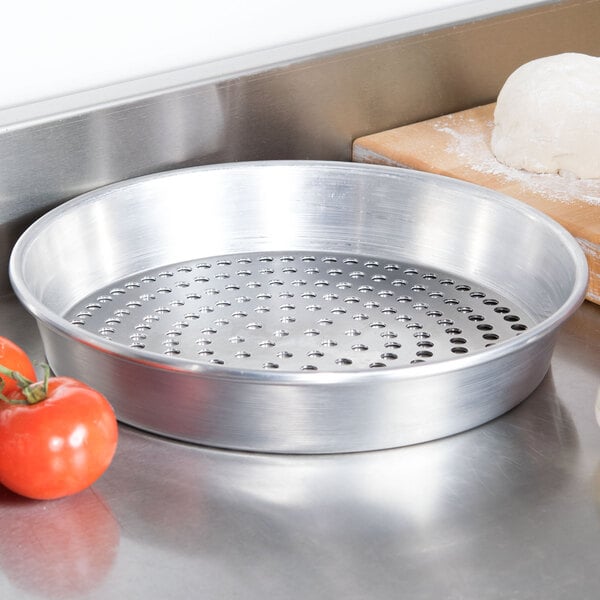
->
434;118;600;207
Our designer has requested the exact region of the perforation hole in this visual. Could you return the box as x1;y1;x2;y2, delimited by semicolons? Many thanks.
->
451;347;469;354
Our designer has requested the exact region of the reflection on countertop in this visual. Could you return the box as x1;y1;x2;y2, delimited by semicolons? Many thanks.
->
0;488;120;599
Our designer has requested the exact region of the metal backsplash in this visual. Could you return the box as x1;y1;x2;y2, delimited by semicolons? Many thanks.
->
0;0;598;294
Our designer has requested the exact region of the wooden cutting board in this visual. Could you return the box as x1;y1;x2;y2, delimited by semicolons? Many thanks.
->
352;103;600;305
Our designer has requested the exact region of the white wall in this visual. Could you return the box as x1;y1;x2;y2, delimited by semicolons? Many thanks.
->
1;1;545;110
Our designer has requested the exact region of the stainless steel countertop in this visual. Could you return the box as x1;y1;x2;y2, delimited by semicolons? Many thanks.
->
0;292;598;599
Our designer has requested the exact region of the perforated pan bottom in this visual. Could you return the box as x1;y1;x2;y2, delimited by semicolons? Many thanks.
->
66;250;531;372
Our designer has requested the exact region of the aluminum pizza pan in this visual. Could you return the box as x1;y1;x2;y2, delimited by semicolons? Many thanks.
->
9;161;588;453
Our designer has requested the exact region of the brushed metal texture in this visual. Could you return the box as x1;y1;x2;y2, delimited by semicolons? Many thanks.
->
9;161;588;452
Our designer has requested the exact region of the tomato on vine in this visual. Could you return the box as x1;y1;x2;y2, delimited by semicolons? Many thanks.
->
0;356;118;500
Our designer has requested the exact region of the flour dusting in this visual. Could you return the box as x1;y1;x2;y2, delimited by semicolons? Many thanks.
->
434;119;600;207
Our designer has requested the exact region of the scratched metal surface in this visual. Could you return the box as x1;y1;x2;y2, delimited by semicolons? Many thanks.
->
0;293;599;599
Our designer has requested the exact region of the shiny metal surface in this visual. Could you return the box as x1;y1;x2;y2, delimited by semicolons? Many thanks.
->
0;1;597;293
9;162;588;452
0;294;599;599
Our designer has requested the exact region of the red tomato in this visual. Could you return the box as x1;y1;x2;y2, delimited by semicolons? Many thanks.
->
0;377;118;500
0;336;36;395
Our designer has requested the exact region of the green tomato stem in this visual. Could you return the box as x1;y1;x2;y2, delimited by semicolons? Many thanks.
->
0;363;50;405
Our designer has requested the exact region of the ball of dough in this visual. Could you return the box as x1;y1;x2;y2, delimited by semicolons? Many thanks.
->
491;53;600;179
